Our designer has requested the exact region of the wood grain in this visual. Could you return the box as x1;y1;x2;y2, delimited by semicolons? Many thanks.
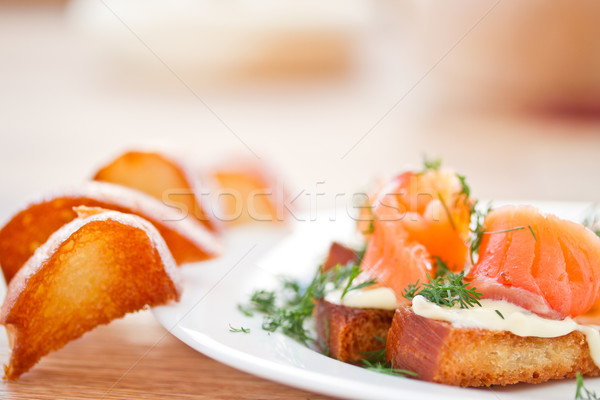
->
0;311;335;400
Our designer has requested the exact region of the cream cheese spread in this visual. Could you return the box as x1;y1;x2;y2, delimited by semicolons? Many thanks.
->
412;295;600;367
325;286;397;310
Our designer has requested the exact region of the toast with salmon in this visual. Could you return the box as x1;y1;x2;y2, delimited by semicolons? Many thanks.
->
386;306;600;387
385;205;600;387
314;242;390;362
314;165;474;365
316;187;600;387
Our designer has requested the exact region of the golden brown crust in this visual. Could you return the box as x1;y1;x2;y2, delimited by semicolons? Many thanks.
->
0;182;220;284
314;299;394;362
386;306;600;387
0;212;180;380
93;150;219;232
210;158;287;225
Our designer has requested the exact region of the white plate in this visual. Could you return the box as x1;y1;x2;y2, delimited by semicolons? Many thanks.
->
153;203;600;400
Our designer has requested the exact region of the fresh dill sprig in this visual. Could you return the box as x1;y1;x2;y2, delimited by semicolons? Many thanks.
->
282;279;302;303
469;205;490;265
229;324;250;333
241;259;421;380
237;304;254;317
495;310;505;320
421;157;475;232
527;225;538;241
341;265;377;299
360;349;386;364
358;336;387;364
261;301;314;344
354;245;367;265
469;210;538;265
433;256;451;279
319;319;331;356
456;174;471;200
249;290;276;314
361;359;418;377
438;193;457;231
364;219;375;235
455;173;477;220
358;337;417;377
576;372;600;400
582;206;600;238
402;271;482;309
402;281;421;301
421;155;442;172
358;196;376;235
241;262;376;346
483;226;529;236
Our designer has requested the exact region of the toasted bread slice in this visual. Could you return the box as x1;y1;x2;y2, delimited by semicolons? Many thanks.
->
211;157;287;225
322;242;359;271
0;181;221;283
93;150;219;232
315;244;388;362
0;210;182;379
386;306;600;387
314;299;394;362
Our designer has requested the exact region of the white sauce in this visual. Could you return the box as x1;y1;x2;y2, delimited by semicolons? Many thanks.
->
412;295;600;367
325;287;397;310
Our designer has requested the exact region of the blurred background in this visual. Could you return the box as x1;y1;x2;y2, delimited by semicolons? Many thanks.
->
1;0;600;218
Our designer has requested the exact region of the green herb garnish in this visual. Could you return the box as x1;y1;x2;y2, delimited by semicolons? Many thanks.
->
438;193;457;231
241;262;376;346
455;173;476;217
361;359;418;377
359;340;386;365
358;337;417;377
421;155;442;172
469;205;537;264
319;319;330;356
364;219;375;235
354;245;367;265
456;174;471;200
249;290;276;314
402;271;482;309
433;256;450;279
576;372;600;400
229;324;250;333
340;264;377;299
402;281;421;302
237;304;254;317
495;310;505;320
469;205;490;265
527;225;538;241
583;206;600;238
358;196;376;235
259;270;325;344
241;257;419;379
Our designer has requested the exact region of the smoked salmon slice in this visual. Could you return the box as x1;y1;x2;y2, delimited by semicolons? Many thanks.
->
360;217;432;301
470;205;600;319
359;167;472;298
370;170;471;271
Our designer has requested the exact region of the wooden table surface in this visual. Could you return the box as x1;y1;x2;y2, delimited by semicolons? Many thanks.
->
0;310;335;400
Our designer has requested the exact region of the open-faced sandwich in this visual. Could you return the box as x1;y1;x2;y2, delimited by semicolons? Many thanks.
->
243;158;600;392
